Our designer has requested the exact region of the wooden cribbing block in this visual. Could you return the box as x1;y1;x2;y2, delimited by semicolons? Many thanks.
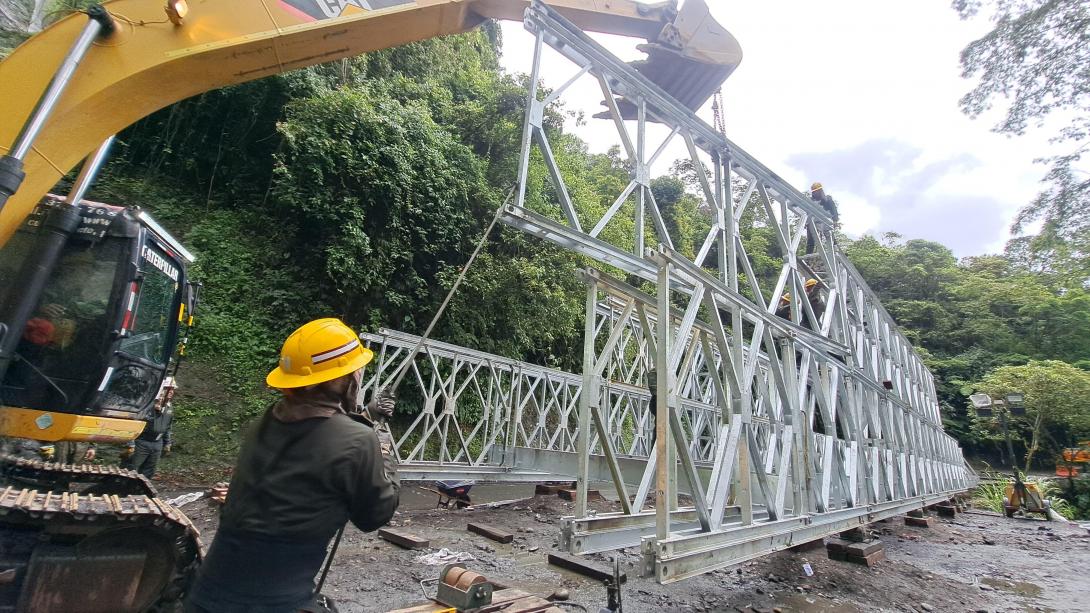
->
825;538;852;554
557;489;602;502
826;538;848;561
378;527;429;549
907;509;926;518
844;540;884;558
547;553;627;584
536;484;563;495
847;549;886;567
468;522;514;544
935;504;957;518
905;516;932;528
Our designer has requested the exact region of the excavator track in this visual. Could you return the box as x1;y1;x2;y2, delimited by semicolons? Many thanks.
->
0;455;159;497
0;458;202;613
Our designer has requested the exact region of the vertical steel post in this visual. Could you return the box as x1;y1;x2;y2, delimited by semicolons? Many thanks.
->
515;29;544;210
634;98;647;258
575;280;598;517
655;260;672;540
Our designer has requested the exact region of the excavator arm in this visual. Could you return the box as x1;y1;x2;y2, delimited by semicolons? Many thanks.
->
0;0;741;247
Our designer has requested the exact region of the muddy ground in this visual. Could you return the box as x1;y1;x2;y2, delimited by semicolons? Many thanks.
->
167;483;1090;613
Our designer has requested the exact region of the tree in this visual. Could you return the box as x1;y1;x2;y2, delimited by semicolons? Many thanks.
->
954;0;1090;285
975;360;1090;472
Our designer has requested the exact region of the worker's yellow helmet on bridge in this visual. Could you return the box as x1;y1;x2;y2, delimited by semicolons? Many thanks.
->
811;182;823;192
805;278;819;289
266;318;374;389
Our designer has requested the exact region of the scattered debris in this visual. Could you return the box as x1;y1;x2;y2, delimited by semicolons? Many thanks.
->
165;491;205;507
414;548;476;566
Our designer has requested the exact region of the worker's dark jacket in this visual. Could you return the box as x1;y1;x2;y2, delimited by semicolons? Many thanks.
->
817;194;839;223
186;393;399;613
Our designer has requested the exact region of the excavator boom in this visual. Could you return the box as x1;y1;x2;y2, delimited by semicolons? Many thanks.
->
0;0;741;247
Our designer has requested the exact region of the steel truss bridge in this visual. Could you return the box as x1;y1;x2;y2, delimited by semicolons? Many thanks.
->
360;1;975;584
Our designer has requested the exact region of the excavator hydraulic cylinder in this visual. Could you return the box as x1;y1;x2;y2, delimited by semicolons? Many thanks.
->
0;5;114;213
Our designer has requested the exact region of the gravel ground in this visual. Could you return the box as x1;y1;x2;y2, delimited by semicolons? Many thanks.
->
168;484;1090;613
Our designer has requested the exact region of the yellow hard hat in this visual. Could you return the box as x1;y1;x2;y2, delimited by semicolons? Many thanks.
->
805;278;819;289
266;318;374;389
811;182;823;192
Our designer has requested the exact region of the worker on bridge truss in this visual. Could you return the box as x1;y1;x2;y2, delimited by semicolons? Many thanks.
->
806;182;840;254
185;318;400;613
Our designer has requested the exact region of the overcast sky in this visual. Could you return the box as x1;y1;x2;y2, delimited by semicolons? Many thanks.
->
496;1;1057;257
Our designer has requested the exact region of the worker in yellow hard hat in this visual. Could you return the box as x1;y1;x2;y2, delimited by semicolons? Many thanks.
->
186;318;399;613
807;182;840;254
776;279;824;326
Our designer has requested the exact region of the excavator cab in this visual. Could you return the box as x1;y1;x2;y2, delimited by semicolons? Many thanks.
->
0;194;194;445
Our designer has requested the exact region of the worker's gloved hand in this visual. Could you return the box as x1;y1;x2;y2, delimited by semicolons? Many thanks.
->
367;388;396;419
120;445;135;461
82;447;96;462
162;444;172;457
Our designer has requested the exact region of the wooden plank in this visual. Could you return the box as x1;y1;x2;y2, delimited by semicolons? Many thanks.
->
935;504;957;517
468;522;514;544
904;516;932;528
547;553;626;584
846;549;886;567
557;489;602;502
844;540;884;557
827;548;847;562
378;527;430;549
824;538;851;554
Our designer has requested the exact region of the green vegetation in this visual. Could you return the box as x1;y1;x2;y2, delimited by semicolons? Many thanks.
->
841;235;1090;470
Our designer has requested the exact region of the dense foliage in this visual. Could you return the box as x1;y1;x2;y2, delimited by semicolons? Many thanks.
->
842;234;1090;466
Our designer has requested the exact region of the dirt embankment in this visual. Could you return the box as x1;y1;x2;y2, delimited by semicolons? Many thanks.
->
170;484;1090;612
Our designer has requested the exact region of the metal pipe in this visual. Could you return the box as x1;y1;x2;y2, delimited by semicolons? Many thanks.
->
66;135;115;206
0;5;114;212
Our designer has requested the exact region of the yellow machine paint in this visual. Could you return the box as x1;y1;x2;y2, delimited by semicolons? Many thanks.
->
0;406;145;443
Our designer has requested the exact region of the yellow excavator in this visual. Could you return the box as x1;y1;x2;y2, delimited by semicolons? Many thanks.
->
0;1;741;610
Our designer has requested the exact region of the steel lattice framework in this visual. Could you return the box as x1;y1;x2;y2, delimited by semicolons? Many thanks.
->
361;0;975;583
